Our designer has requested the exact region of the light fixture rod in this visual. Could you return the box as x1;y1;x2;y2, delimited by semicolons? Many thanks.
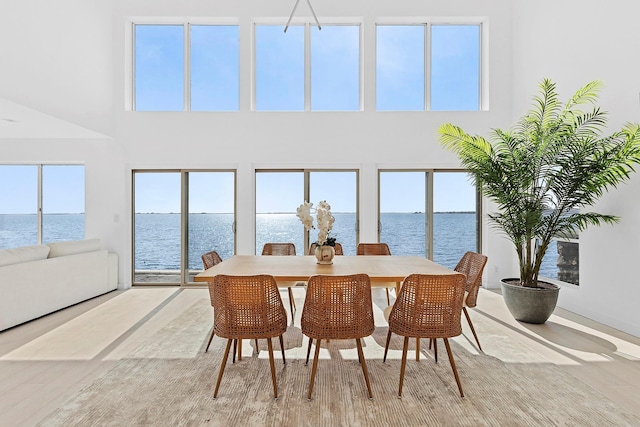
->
284;0;321;33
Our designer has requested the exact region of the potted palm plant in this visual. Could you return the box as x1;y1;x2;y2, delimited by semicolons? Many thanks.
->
438;79;640;323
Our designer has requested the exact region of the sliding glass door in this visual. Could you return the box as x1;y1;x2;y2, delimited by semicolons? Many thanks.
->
133;170;235;285
379;170;479;268
255;170;358;256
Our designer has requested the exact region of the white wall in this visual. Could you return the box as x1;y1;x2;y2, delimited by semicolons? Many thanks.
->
512;1;640;336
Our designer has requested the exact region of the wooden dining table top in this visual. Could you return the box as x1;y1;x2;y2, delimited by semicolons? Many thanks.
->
194;255;455;283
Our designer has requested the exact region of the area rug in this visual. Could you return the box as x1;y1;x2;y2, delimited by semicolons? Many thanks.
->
38;299;640;427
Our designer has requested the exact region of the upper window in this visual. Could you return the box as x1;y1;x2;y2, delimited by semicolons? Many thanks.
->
376;23;481;111
133;23;239;112
430;25;480;111
254;24;361;111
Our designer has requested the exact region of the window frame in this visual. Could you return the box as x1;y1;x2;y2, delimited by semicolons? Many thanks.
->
252;18;364;112
377;168;482;261
128;18;241;112
375;17;487;111
131;168;237;286
0;163;85;248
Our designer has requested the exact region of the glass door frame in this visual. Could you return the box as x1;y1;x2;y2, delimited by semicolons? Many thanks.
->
377;168;481;260
131;169;237;286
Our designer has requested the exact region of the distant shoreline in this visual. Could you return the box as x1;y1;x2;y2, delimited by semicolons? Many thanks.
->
1;212;476;215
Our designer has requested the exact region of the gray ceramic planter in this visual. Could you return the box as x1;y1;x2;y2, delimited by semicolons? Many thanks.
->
501;279;560;324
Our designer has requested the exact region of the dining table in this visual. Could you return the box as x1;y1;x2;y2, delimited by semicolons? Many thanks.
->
194;255;455;294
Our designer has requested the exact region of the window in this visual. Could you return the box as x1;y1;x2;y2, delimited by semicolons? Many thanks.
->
255;26;305;111
379;170;479;268
432;172;478;268
376;25;425;111
376;23;482;111
311;26;360;111
190;25;240;111
134;25;184;111
42;165;85;243
0;164;84;249
254;24;361;111
132;170;236;284
255;170;358;255
379;171;426;255
133;23;239;111
430;25;480;111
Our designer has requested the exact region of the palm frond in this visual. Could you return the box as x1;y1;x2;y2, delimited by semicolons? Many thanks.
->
438;78;640;286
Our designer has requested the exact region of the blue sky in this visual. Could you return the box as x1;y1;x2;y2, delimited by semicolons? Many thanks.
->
1;24;479;215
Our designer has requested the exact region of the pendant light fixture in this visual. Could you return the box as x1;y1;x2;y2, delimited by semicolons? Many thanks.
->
284;0;321;33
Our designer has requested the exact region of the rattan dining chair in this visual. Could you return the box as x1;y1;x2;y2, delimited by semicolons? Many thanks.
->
455;251;488;351
208;274;288;399
201;250;223;270
301;273;375;400
261;243;298;322
308;242;344;255
356;242;395;305
201;250;223;353
383;273;467;397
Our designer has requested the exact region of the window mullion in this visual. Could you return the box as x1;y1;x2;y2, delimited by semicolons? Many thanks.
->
424;23;431;111
184;23;191;111
37;165;43;245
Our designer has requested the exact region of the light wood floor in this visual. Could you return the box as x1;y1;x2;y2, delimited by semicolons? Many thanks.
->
1;286;640;427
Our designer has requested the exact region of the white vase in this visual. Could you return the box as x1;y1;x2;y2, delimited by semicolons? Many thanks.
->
314;245;335;265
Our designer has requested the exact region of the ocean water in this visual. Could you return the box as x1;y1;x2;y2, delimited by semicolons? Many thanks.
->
1;213;560;279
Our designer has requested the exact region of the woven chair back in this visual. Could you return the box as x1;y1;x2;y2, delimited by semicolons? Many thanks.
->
209;274;287;340
301;274;375;340
454;252;488;308
261;243;296;256
308;242;344;255
356;242;391;256
201;250;223;270
388;273;466;339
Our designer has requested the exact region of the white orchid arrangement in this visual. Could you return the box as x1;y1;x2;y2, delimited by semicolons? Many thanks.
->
296;200;336;246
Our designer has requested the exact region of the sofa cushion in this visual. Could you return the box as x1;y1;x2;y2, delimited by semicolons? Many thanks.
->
0;245;50;267
47;238;102;258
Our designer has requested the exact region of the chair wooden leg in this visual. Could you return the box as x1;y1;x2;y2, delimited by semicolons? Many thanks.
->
383;330;392;363
443;338;464;398
305;338;313;365
232;339;237;364
267;338;278;399
433;338;438;363
429;338;433;350
255;339;259;354
416;338;421;361
214;339;233;398
385;288;390;306
463;307;482;351
288;287;296;321
308;339;322;400
205;327;215;353
279;335;286;364
356;338;373;399
398;336;409;397
238;339;242;362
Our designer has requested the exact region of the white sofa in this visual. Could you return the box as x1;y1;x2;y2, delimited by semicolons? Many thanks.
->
0;238;118;331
